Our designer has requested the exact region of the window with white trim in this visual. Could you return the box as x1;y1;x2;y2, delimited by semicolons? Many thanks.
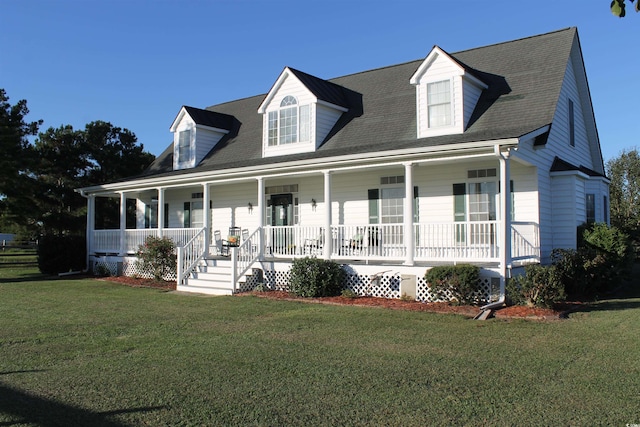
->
427;80;452;128
267;96;311;146
177;130;191;163
586;193;595;224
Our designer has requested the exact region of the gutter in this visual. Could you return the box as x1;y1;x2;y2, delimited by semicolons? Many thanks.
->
77;137;520;195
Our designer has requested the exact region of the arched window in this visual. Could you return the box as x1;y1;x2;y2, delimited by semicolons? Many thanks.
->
279;96;298;144
267;96;310;146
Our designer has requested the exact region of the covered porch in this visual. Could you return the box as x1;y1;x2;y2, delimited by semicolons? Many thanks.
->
81;144;541;297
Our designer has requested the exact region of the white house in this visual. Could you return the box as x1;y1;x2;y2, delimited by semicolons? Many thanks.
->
77;28;609;305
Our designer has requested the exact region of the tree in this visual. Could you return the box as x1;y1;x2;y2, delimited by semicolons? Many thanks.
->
606;148;640;239
0;89;42;199
2;118;155;238
611;0;639;17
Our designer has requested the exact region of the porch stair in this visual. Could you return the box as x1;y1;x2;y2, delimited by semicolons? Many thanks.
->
176;258;251;296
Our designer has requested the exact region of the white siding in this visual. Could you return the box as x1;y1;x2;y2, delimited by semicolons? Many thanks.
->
315;104;342;148
211;182;259;234
546;59;593;170
550;174;586;250
194;128;227;165
266;74;315;109
462;79;483;129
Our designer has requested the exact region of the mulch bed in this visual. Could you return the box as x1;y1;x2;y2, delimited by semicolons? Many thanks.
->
98;276;581;319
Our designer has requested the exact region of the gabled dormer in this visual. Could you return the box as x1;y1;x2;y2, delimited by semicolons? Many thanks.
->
258;67;350;158
410;46;488;138
170;106;234;170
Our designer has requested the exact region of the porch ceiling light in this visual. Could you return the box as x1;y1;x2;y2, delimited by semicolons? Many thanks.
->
248;202;253;213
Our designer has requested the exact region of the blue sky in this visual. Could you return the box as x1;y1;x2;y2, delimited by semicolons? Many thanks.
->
1;0;638;163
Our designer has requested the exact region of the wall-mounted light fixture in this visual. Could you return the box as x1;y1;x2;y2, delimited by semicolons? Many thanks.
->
248;202;253;214
311;199;317;211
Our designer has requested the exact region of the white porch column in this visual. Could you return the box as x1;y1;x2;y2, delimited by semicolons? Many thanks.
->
323;170;332;259
257;177;265;259
119;192;127;256
203;183;210;252
403;162;415;266
497;147;512;290
86;194;95;268
157;187;165;238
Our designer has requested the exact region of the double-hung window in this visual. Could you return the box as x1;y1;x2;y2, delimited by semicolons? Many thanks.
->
427;80;452;128
177;130;191;163
267;96;310;146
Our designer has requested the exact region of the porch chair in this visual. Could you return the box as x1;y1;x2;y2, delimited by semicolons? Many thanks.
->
303;233;323;256
241;228;257;254
345;228;364;256
214;230;230;257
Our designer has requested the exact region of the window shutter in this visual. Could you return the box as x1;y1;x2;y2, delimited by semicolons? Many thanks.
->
510;180;515;221
183;202;190;228
368;189;379;224
453;183;466;243
453;183;466;222
164;203;169;228
413;186;419;223
144;205;150;229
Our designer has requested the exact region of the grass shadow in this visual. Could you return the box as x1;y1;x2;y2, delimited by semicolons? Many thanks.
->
0;382;165;427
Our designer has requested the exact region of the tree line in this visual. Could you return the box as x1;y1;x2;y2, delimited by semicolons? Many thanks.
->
0;88;155;240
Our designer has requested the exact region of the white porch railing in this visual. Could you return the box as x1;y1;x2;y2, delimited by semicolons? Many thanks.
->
414;221;499;262
92;222;539;266
511;221;540;262
176;227;207;285
92;228;202;254
93;230;120;253
263;221;539;263
232;228;261;292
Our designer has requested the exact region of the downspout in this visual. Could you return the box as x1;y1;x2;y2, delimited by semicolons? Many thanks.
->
481;145;512;310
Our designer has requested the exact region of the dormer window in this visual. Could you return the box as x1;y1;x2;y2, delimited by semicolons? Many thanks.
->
268;96;310;146
410;46;488;139
177;130;192;163
170;106;233;171
427;80;452;128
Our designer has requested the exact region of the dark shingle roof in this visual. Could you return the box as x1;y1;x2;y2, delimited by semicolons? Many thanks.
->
287;67;350;109
550;157;605;178
181;106;235;131
141;28;577;179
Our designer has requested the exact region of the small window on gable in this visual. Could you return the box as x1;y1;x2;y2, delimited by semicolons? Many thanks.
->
427;80;452;128
178;130;191;163
568;99;575;147
267;96;311;146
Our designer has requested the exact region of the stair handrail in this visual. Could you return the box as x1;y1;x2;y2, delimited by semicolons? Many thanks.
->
232;227;261;292
176;227;207;285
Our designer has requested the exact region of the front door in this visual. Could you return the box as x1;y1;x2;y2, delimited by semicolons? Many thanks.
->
270;194;294;254
270;194;293;226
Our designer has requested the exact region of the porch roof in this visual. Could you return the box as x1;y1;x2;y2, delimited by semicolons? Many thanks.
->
90;28;577;188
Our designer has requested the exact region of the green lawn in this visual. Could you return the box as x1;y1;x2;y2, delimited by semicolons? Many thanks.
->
1;265;639;426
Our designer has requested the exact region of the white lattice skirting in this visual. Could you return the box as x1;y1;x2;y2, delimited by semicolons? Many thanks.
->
262;268;497;303
91;256;177;281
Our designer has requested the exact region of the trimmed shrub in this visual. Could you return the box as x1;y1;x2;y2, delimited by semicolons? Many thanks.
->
37;234;86;275
553;223;633;299
507;264;566;308
425;264;480;305
289;257;345;297
136;236;176;281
